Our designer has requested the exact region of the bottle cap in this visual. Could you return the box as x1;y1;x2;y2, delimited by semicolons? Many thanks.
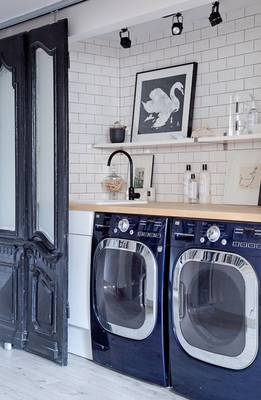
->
250;94;256;110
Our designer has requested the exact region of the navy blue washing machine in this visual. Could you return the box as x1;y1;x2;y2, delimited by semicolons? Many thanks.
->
169;219;261;400
91;213;169;386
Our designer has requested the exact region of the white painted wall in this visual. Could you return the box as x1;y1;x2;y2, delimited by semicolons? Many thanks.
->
68;1;261;203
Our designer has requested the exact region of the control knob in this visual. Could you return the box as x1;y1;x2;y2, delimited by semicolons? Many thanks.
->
206;225;221;242
118;218;130;233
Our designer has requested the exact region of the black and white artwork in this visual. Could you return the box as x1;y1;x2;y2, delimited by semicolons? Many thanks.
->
139;74;186;133
131;63;197;143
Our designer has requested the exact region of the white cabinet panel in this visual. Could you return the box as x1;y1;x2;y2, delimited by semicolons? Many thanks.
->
69;211;94;236
69;233;92;330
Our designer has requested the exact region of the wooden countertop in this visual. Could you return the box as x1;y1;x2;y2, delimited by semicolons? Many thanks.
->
70;202;261;223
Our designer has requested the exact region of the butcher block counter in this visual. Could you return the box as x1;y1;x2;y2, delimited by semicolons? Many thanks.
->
70;202;261;223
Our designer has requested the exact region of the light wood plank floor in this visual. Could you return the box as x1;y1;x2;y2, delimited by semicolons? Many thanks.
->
0;347;186;400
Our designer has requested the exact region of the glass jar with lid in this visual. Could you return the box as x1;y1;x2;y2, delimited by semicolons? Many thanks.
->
102;167;126;200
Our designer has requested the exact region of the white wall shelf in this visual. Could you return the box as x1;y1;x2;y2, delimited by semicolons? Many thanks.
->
92;138;194;149
197;133;261;144
92;133;261;150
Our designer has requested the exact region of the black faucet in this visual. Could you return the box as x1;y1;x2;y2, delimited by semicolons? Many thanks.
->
107;150;140;201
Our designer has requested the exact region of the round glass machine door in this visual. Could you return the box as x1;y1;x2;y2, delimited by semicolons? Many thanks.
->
93;238;157;340
173;249;259;370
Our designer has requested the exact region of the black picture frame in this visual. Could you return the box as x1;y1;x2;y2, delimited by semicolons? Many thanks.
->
131;62;198;142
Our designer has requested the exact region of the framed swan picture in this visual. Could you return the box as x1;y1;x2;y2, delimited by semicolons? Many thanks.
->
131;62;197;142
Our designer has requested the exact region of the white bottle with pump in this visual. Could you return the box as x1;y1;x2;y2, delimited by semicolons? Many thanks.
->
199;164;210;204
188;173;198;204
183;164;191;203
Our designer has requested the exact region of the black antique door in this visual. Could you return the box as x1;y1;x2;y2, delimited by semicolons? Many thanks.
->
25;21;69;365
0;20;69;365
0;34;27;348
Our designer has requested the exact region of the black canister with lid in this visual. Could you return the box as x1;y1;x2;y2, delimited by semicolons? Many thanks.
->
109;121;126;143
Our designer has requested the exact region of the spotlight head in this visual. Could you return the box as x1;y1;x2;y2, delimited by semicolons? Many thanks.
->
171;13;183;36
120;28;131;48
209;1;223;27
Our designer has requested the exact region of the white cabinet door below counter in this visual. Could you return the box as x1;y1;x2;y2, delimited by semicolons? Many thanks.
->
68;233;92;359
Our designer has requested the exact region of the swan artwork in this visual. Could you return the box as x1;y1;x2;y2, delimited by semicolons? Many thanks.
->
142;82;184;129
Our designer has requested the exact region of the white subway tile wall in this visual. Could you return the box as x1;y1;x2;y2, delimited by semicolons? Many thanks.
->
69;2;261;203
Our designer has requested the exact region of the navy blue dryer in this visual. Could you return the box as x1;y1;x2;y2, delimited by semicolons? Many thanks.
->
169;219;261;400
91;213;169;386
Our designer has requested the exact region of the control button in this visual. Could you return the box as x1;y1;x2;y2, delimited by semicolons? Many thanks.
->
129;230;134;235
157;246;163;253
113;228;118;234
221;239;227;246
118;218;129;233
200;237;205;243
206;225;221;243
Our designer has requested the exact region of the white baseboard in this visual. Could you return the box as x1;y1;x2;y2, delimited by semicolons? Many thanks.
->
68;325;93;360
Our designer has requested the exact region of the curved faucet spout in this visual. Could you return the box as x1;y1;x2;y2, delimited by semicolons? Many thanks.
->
107;150;140;201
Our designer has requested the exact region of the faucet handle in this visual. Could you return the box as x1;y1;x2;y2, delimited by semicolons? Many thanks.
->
128;187;140;201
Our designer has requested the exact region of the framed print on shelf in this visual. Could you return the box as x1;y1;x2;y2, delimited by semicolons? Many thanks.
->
131;62;198;143
127;154;154;199
224;150;261;206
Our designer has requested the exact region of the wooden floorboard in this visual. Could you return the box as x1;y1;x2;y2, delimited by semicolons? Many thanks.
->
0;347;186;400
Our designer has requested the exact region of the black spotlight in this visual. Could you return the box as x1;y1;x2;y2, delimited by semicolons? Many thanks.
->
120;28;131;48
172;13;183;36
209;1;223;27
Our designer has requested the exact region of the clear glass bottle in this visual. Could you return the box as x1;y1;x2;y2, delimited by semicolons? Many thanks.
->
248;94;258;134
183;164;191;203
188;173;198;204
199;164;210;204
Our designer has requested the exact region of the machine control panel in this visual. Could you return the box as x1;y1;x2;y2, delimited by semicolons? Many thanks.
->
232;226;261;249
172;218;261;250
94;213;166;241
173;220;227;245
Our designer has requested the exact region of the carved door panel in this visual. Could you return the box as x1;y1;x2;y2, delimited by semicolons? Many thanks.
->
0;34;27;347
0;21;68;365
25;21;69;365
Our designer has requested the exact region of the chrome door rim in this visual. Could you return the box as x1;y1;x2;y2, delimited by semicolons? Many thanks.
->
173;249;259;370
93;238;158;340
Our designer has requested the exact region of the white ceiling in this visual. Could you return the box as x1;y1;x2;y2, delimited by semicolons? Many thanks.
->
0;0;86;27
0;0;57;23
